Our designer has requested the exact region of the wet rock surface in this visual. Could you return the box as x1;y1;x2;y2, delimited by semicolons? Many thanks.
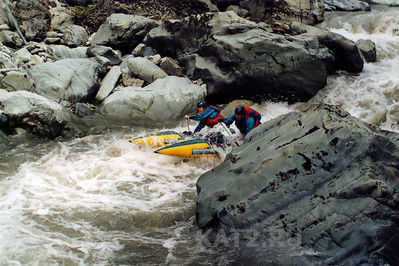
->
196;104;399;265
0;89;87;138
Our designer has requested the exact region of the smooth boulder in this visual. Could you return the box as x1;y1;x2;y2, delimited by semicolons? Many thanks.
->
29;58;100;103
127;57;168;83
91;13;159;53
0;89;87;138
100;76;206;122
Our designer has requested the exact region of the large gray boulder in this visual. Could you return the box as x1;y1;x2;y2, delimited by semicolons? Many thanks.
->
59;25;89;47
324;0;370;11
87;45;122;65
356;39;377;63
0;89;87;138
100;76;206;122
47;45;88;60
145;11;327;103
29;58;100;103
91;13;159;54
127;57;168;83
196;104;399;265
290;22;363;73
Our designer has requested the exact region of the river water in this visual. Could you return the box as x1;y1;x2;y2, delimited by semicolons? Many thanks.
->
1;5;398;265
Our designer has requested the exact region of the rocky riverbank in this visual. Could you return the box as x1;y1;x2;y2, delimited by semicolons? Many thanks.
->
1;0;397;265
0;0;376;139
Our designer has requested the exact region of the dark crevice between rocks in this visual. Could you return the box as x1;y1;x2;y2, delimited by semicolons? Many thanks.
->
322;120;329;133
330;137;339;147
276;126;320;149
217;195;229;202
278;168;299;181
249;181;277;201
270;135;280;143
298;153;312;172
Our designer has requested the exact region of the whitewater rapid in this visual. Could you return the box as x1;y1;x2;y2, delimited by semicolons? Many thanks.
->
311;5;399;132
1;5;399;265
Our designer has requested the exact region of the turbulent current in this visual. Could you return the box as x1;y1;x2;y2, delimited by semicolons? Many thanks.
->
1;5;399;265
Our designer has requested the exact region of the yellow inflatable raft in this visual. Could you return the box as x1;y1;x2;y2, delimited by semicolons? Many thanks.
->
126;131;183;147
154;139;217;158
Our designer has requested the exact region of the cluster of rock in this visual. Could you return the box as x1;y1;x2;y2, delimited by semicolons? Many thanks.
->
0;0;397;264
0;0;377;139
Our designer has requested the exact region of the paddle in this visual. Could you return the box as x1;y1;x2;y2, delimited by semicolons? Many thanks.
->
186;117;190;132
220;122;239;147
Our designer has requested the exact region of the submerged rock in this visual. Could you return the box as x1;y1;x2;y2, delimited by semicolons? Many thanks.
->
356;39;377;63
196;104;399;265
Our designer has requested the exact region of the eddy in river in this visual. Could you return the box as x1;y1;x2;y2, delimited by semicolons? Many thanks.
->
184;101;225;134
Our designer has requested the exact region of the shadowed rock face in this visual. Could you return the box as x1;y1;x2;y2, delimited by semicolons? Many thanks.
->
146;11;327;103
14;0;51;41
73;0;215;35
196;104;399;265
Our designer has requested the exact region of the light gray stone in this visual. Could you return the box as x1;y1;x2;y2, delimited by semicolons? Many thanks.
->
95;66;121;102
13;47;32;63
29;58;100;103
0;70;34;91
127;57;168;83
0;50;17;69
100;76;206;122
87;45;122;65
48;45;88;60
132;43;145;57
324;0;370;11
91;13;159;53
60;25;89;47
0;89;87;138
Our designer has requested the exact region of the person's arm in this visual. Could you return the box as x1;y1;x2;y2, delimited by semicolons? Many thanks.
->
245;117;255;134
190;108;213;121
194;120;205;133
223;113;235;126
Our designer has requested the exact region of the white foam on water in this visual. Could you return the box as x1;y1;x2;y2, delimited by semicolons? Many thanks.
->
312;6;399;132
0;129;222;264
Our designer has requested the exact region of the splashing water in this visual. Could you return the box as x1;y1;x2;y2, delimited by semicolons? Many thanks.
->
311;5;399;132
1;5;398;265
